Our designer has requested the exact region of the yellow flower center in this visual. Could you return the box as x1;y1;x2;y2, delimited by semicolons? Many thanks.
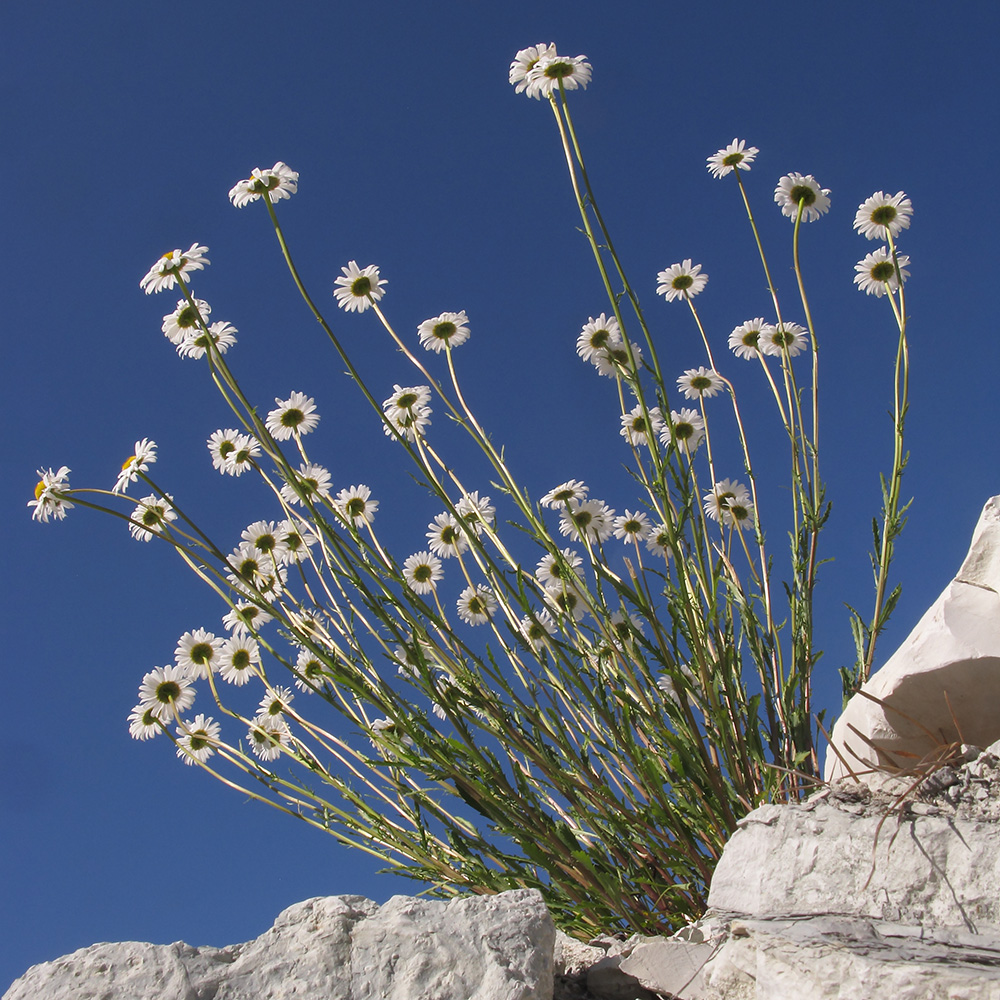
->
34;480;46;500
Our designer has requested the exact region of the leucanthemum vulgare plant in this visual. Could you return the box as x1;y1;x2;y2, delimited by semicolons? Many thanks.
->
29;47;913;938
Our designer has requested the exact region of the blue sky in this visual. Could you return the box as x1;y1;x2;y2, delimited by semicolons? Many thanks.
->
4;0;998;987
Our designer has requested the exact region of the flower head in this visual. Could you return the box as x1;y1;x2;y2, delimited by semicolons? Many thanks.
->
334;261;386;312
759;322;808;358
728;318;770;360
522;52;592;100
176;320;237;360
266;392;320;441
576;313;622;362
402;551;443;594
175;714;221;765
417;311;471;353
259;686;294;717
241;520;288;562
279;463;333;506
854;246;910;296
114;438;157;495
278;518;316;564
294;647;329;692
620;404;664;448
247;714;289;762
677;367;725;400
456;491;495;536
646;524;675;559
558;499;616;544
28;466;73;522
426;513;469;559
660;409;706;455
138;664;196;721
382;384;432;442
536;548;583;587
456;585;497;626
540;480;588;509
519;610;557;650
222;601;272;632
140;244;209;294
128;704;163;741
228;162;299;208
774;174;831;223
707;139;759;179
335;484;378;526
591;340;643;379
129;494;177;541
218;633;261;686
613;510;653;542
656;260;708;302
175;628;224;680
162;297;211;345
854;191;912;241
509;43;558;93
704;479;754;528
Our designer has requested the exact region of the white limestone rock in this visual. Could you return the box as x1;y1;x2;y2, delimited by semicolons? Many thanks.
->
3;889;554;1000
826;495;1000;782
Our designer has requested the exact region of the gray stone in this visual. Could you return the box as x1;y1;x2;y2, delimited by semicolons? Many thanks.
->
826;495;1000;783
4;889;554;1000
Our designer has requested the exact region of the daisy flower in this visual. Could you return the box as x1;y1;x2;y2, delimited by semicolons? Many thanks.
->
140;243;209;294
335;484;378;526
228;162;299;208
525;53;592;100
456;585;497;626
519;610;557;650
128;704;163;741
218;633;261;686
417;311;471;353
660;408;706;455
509;43;558;93
854;246;910;297
558;499;616;544
129;494;177;541
222;602;272;633
226;541;275;591
706;139;759;179
277;518;316;563
703;479;754;528
543;582;586;621
175;628;224;679
426;513;469;559
759;322;808;358
333;261;386;312
28;466;73;522
294;648;329;692
576;313;622;362
279;463;333;506
774;173;831;223
247;714;289;762
227;433;260;476
535;548;583;587
114;438;157;495
175;714;221;765
176;320;237;359
854;191;912;241
162;297;211;345
728;319;771;360
620;404;664;448
402;551;443;594
656;260;708;302
456;491;495;535
266;391;320;441
646;523;675;559
138;664;196;722
540;480;588;509
241;520;288;562
591;339;643;378
382;384;432;441
259;686;294;717
207;429;240;472
677;367;725;400
613;510;653;542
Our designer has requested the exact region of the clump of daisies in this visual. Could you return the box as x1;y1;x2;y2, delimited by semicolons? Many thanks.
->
31;53;918;943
